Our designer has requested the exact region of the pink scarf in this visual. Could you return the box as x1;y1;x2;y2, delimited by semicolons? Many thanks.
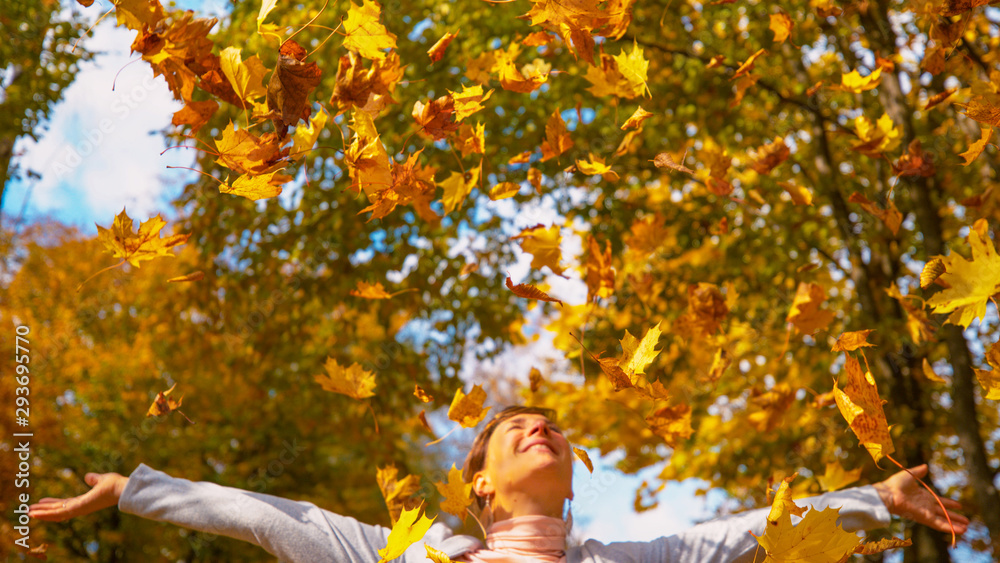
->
458;515;567;563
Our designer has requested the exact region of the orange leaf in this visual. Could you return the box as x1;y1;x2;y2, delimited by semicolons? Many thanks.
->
167;271;205;283
505;276;564;305
960;126;992;166
786;282;835;335
833;355;895;464
434;464;473;522
314;357;377;400
831;329;876;352
427;30;459;62
645;403;693;447
540;110;574;161
573;447;594;473
448;384;491;428
96;208;191;268
267;39;323;131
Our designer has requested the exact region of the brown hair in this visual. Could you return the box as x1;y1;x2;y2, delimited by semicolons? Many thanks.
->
461;405;557;509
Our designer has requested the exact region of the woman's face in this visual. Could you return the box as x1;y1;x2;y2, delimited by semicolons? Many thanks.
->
476;413;574;503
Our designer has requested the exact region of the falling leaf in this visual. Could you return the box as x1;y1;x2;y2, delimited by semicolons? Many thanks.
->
343;0;398;60
220;170;293;201
922;358;948;384
653;152;694;174
220;47;269;104
769;12;793;44
852;113;901;156
540;110;574;161
613;41;650;97
291;107;329;160
448;384;490;428
787;282;835;335
96;209;191;268
924;219;1000;327
817;461;862;492
113;0;165;31
892;139;935;178
831;330;875;352
619;322;663;376
167;271;205;283
833;355;895;464
506;276;564;305
450;84;493;121
781;182;813;206
494;43;549;93
171;99;219;133
960;126;992;166
854;537;913;555
435;464;473;521
350;281;393;299
377;465;423;524
748;384;795;432
428;30;459;62
344;109;392;197
515;224;566;276
414;385;433;403
314;357;377;400
754;500;862;561
576;154;619;182
751;137;790;175
257;0;278;30
840;66;882;93
924;88;957;110
214;122;290;176
147;383;183;417
973;340;1000;399
920;257;946;289
439;161;482;215
378;503;435;563
767;474;807;522
27;543;48;560
573;447;594;473
678;283;728;337
412;95;460;140
645;403;693;447
731;48;766;80
584;235;614;301
621;106;653;130
267;39;323;131
940;0;991;17
454;122;486;158
331;51;404;112
529;367;544;391
488;181;520;201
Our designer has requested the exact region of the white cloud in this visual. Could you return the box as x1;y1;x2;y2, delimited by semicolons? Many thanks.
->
9;17;192;231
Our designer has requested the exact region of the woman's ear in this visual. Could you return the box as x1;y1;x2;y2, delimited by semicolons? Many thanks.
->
473;472;494;497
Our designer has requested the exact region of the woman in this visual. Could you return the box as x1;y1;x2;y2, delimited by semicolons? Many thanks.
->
30;406;968;562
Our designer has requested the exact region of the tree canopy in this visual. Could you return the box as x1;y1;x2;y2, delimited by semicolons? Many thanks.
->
2;0;1000;560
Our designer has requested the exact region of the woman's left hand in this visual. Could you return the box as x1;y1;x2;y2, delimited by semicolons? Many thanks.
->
872;464;969;534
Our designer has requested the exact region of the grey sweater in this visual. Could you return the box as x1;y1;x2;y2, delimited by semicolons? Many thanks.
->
118;464;891;562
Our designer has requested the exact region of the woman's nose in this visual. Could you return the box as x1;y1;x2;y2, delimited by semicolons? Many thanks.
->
527;419;549;436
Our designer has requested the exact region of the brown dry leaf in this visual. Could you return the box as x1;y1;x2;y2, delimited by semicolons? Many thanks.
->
833;355;895;464
848;192;902;236
97;209;191;268
448;384;491;428
147;383;183;417
645;404;693;447
505;276;564;305
831;330;876;352
748;383;795;432
854;537;913;555
267;39;323;131
653;152;694;174
751;137;790;175
314;357;377;400
529;367;544;391
786;282;835;335
924;88;957;110
413;95;459;140
920;257;946;289
330;51;404;112
941;0;991;16
573;447;594;473
679;283;728;337
171;99;218;133
892;139;935;178
414;385;433;403
428;29;459;63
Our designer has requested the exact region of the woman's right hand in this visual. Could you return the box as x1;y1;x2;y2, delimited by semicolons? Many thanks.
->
29;472;129;522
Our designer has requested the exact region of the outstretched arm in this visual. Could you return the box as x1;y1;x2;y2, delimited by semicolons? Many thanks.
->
872;464;969;535
30;464;453;563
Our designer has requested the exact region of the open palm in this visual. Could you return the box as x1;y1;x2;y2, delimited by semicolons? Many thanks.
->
29;472;129;522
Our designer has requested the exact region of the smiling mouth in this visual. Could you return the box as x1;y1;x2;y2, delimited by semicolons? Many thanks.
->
523;442;555;454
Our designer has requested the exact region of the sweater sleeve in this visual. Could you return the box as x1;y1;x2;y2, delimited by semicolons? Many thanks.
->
118;463;454;563
575;485;892;563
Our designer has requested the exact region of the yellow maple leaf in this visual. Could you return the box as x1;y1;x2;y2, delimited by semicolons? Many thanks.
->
613;41;650;97
767;474;807;522
113;0;165;31
377;503;434;563
540;110;574;161
584;235;614;301
621;106;653;130
454;122;486;158
290;107;329;160
748;383;795;432
214;122;289;176
576;154;620;182
769;12;793;44
425;545;457;563
448;384;491;428
314;357;377;399
435;464;473;522
343;0;397;60
831;329;875;352
573;447;594;473
619;322;662;376
840;66;882;93
449;84;493;121
924;219;1000;327
852;113;901;156
220;47;269;103
377;466;422;524
781;182;813;206
960;126;993;166
755;490;862;562
350;280;392;299
817;461;862;492
494;44;549;93
514;224;566;276
344;109;392;197
786;282;835;335
973;339;1000;400
96;208;191;268
439;160;482;215
219;170;292;201
488;181;520;200
833;355;895;464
